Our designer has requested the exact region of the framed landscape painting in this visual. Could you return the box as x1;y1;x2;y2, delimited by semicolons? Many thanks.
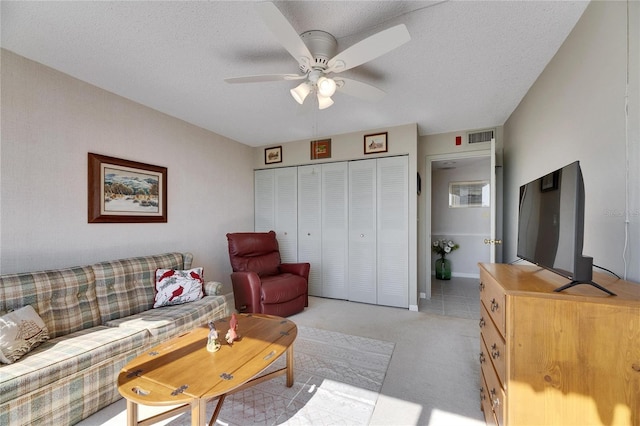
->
88;153;167;223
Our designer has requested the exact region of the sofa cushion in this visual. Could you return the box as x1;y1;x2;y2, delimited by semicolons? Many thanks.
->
0;306;49;364
0;343;141;426
153;268;204;308
93;253;186;323
0;266;100;339
105;295;230;341
0;325;148;406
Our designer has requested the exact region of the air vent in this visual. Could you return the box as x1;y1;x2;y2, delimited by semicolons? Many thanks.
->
467;129;495;144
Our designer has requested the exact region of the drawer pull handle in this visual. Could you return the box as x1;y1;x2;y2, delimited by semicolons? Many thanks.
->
480;386;486;401
479;281;485;291
491;343;500;359
479;317;486;328
479;351;486;364
490;298;499;312
490;388;500;409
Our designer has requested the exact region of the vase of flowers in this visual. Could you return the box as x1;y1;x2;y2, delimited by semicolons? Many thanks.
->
432;239;459;280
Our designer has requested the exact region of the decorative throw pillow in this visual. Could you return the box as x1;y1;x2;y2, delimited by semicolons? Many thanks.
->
0;305;50;364
153;267;204;308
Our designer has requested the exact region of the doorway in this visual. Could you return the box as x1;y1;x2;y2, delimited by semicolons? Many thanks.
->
423;148;498;300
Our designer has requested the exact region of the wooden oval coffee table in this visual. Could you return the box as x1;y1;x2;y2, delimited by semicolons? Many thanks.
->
118;313;297;426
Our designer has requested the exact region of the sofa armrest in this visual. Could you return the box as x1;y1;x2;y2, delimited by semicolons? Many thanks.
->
279;263;310;282
203;281;223;296
230;271;262;313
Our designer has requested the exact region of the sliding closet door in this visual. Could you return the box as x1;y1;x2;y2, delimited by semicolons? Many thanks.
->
254;168;297;263
321;162;348;299
298;163;348;299
274;168;298;263
348;159;377;304
377;156;408;308
297;165;322;296
254;169;274;232
257;157;407;307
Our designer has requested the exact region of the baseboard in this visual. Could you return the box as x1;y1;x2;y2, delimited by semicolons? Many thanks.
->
431;272;480;279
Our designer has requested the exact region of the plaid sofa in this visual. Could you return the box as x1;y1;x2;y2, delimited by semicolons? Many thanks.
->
0;252;231;426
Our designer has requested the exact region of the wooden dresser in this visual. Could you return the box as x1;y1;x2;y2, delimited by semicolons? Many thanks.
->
478;263;640;426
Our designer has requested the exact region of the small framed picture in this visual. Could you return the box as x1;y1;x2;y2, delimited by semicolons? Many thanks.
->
264;146;282;164
364;132;388;154
541;170;559;192
310;139;331;160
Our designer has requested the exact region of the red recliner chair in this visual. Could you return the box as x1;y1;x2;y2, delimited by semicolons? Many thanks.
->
226;231;310;317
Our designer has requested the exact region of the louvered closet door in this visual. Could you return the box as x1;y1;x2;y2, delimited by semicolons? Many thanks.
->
274;168;298;263
321;162;348;299
254;169;275;231
377;156;409;308
297;165;322;296
348;159;377;304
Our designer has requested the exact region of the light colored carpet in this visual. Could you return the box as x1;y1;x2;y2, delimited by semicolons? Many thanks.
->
79;295;485;425
78;325;394;425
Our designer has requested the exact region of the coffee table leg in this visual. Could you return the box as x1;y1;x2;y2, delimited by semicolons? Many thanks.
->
126;400;138;426
286;344;294;387
208;394;226;425
190;399;207;426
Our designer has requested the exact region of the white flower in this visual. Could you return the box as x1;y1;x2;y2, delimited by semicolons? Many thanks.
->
444;246;451;253
447;241;455;247
433;241;439;247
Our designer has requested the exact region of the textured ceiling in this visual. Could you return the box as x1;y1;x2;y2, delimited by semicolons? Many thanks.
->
1;1;589;147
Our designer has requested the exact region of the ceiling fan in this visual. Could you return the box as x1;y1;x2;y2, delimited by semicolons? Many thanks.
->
224;2;411;110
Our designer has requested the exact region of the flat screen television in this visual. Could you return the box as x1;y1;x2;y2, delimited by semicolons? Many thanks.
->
516;161;615;295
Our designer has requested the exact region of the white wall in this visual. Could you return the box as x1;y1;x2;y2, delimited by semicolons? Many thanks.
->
503;1;640;283
432;158;491;278
251;123;421;309
252;123;417;169
0;49;255;293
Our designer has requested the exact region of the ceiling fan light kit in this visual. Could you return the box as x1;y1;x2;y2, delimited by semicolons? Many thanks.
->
317;94;334;110
225;2;411;110
290;81;312;104
317;76;337;97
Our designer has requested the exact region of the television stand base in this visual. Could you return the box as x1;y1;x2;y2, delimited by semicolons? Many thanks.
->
554;280;616;296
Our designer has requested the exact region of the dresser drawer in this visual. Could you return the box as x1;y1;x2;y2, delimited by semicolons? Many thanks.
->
480;335;505;426
480;370;498;426
480;303;506;388
480;269;506;337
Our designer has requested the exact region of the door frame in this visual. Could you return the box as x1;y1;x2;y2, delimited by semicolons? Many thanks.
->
424;148;493;300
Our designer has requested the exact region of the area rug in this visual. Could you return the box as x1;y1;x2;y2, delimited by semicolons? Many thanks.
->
79;326;395;426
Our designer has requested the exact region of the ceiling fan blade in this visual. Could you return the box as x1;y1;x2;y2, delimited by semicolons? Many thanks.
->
334;77;386;102
224;74;307;84
256;2;313;69
326;24;411;74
